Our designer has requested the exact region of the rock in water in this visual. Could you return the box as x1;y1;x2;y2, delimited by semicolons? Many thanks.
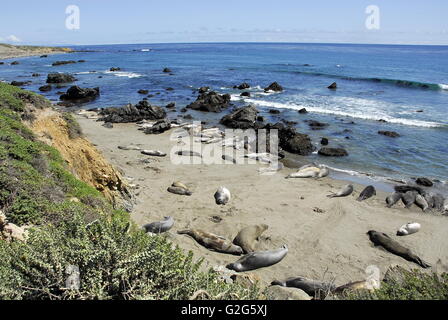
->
60;86;100;103
416;177;433;187
46;73;76;83
186;91;231;112
220;105;258;129
378;131;400;138
318;147;348;157
264;82;283;92
328;82;337;89
98;100;166;123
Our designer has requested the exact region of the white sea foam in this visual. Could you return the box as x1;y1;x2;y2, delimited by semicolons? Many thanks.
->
141;49;151;52
104;70;143;78
438;84;448;91
244;98;445;128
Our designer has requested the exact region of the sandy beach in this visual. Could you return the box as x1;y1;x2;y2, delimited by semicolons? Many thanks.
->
0;43;72;60
75;114;448;288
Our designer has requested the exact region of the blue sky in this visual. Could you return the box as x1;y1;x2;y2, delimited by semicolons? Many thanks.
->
1;0;447;45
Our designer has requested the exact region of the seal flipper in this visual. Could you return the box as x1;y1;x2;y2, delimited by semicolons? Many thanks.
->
415;257;431;269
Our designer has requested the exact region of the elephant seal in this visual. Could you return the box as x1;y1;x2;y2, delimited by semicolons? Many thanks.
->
444;198;448;212
367;230;431;268
222;155;237;164
143;216;174;234
317;166;330;178
402;191;418;208
141;150;167;157
327;184;354;198
118;145;141;151
432;193;445;211
386;192;402;208
415;194;429;211
214;186;231;205
357;185;376;201
397;223;421;236
226;245;288;272
168;186;192;196
334;280;374;294
172;181;189;189
233;224;269;253
423;192;435;209
177;229;243;255
176;150;202;157
286;166;320;179
271;277;336;298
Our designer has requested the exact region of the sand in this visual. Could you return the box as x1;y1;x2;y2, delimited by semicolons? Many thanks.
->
75;114;448;288
0;44;71;60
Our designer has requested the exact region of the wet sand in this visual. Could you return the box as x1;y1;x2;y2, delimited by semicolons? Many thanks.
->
75;114;448;288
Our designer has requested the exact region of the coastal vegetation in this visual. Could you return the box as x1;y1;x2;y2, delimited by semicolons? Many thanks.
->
0;83;259;300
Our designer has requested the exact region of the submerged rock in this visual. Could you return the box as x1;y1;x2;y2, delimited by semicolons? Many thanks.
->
328;82;337;89
378;131;400;138
234;82;250;90
318;147;348;157
98;100;166;123
10;81;31;87
264;82;283;92
39;84;52;92
109;67;121;71
52;60;77;66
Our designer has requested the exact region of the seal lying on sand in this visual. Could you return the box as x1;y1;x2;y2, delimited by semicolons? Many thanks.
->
227;245;288;272
176;150;202;157
177;229;243;255
334;280;375;295
118;145;142;151
402;191;418;208
327;184;354;198
141;150;167;157
397;223;421;236
271;277;336;298
214;186;231;205
386;192;402;208
286;166;320;179
367;230;431;268
168;186;192;196
233;224;269;253
357;185;376;201
317;166;330;178
143;216;174;234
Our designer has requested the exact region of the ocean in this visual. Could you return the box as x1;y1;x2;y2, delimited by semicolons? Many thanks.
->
1;42;447;190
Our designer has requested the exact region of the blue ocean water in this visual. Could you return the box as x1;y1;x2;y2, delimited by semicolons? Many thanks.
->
1;42;447;185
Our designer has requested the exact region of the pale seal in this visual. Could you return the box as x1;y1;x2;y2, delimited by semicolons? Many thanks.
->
177;229;243;255
271;277;336;298
233;224;269;253
444;198;448;212
357;185;376;201
386;192;402;208
214;186;231;205
286;166;320;179
226;245;288;272
118;145;141;151
367;230;431;268
327;184;354;198
168;186;192;196
317;166;330;178
415;194;429;211
397;222;421;236
143;216;174;234
334;280;374;294
141;150;167;157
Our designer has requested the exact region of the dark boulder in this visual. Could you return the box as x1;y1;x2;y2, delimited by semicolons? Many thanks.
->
378;131;400;138
307;120;329;130
318;147;348;157
187;91;231;112
163;68;172;73
183;114;193;120
234;82;250;90
416;178;433;187
144;119;171;134
52;60;77;66
220;105;259;129
98;100;166;123
328;82;337;89
0;62;4;65
60;86;100;103
32;73;40;77
110;67;121;71
264;82;283;92
321;137;329;145
261;123;315;156
46;73;76;83
166;87;174;91
257;116;264;122
298;108;308;114
138;89;149;94
10;81;31;87
165;102;176;109
269;109;281;114
40;55;48;58
78;60;86;63
180;108;188;113
198;86;209;94
39;85;52;92
241;91;251;97
10;61;19;65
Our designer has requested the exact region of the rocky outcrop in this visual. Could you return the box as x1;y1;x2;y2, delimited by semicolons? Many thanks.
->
318;147;348;157
110;67;121;71
378;131;400;138
60;86;100;103
264;82;283;92
144;119;171;134
234;82;250;90
46;73;76;83
98;100;166;123
220;105;259;129
10;81;31;87
39;85;52;92
298;108;308;114
186;91;231;112
52;60;77;66
264;123;315;156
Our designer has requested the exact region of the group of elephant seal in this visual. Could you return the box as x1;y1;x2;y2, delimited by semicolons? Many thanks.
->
227;245;288;272
143;216;174;234
177;229;243;255
233;224;269;253
367;230;431;268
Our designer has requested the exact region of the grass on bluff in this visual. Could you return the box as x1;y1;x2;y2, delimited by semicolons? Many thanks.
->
0;82;260;300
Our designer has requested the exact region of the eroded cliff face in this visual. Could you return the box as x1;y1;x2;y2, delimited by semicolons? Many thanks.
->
25;106;133;211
